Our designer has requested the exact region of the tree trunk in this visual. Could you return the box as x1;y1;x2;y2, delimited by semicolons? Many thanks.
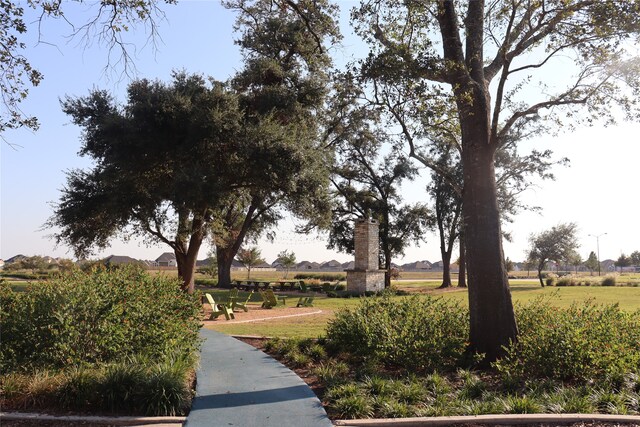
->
384;249;392;288
439;252;453;289
537;265;545;287
175;240;202;294
217;247;235;288
458;234;467;288
461;136;518;363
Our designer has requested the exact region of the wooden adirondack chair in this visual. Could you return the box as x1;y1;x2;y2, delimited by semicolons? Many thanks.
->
231;290;254;312
205;293;235;320
259;289;286;309
296;296;315;307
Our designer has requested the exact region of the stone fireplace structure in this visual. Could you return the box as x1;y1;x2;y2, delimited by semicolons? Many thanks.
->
346;217;386;294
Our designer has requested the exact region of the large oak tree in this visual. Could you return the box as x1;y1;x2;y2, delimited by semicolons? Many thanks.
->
351;0;640;361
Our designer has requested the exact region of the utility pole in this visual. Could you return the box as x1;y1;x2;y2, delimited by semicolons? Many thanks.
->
588;233;607;276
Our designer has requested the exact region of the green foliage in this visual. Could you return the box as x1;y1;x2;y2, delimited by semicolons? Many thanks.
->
194;278;218;287
325;295;469;372
495;296;640;384
0;267;201;373
602;276;617;286
528;223;579;286
1;356;193;416
585;251;600;273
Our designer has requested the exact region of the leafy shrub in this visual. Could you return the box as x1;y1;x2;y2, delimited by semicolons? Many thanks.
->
0;267;201;372
326;295;469;372
601;276;617;286
194;278;218;287
495;296;640;384
545;276;556;286
556;277;577;287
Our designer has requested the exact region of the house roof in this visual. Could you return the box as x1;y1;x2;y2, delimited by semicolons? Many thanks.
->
341;261;355;269
401;260;433;270
5;254;26;263
104;255;139;265
320;259;342;268
156;252;176;262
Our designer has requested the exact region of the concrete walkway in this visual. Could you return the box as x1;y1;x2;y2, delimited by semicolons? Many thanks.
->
185;329;333;427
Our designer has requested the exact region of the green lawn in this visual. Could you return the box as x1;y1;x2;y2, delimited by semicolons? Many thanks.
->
205;282;640;338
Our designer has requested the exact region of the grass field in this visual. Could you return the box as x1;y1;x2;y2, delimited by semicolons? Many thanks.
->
204;280;640;338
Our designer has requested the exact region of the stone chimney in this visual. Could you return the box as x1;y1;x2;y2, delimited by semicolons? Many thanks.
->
346;217;385;293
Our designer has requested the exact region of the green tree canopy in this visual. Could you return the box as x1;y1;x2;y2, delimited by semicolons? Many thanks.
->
585;251;599;275
615;254;632;272
235;246;265;279
276;250;297;278
527;223;580;287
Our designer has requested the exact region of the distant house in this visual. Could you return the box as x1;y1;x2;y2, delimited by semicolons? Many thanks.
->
5;254;26;264
196;258;214;267
320;260;342;271
401;260;433;271
296;261;321;270
104;255;140;266
342;261;355;270
600;259;616;272
155;252;177;267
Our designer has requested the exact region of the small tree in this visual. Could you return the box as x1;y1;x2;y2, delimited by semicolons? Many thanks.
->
585;251;599;276
631;251;640;268
202;250;218;279
236;247;265;280
567;251;583;275
615;254;632;273
277;250;297;279
504;257;514;273
527;223;579;287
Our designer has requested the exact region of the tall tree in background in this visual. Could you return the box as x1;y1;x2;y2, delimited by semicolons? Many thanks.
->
211;0;338;287
349;1;640;361
49;0;338;292
330;142;430;288
527;223;579;287
427;147;462;289
49;73;246;292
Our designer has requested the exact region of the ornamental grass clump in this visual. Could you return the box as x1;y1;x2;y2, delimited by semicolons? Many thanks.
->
325;295;469;372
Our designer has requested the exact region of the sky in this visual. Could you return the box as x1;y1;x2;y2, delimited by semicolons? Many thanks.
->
1;1;639;265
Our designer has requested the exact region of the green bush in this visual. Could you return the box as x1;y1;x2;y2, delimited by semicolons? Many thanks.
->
556;277;578;287
194;278;218;287
326;296;469;372
601;276;617;286
0;267;201;372
1;356;193;416
494;296;640;384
